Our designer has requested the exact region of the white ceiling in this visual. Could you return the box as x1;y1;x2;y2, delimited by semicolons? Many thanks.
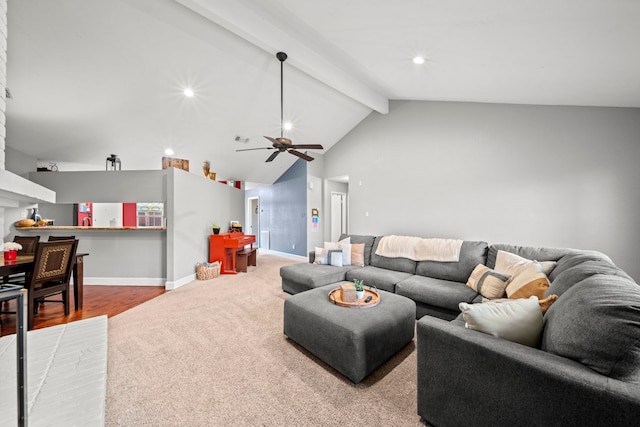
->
6;0;640;185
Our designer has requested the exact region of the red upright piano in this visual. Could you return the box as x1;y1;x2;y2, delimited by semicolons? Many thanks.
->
209;232;256;274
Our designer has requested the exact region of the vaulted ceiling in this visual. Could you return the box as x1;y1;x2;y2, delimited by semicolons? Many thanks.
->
6;0;640;185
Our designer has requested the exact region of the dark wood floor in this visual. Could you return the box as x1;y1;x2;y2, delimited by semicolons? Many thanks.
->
0;285;165;337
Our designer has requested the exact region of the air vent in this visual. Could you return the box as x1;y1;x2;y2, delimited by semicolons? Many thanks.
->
235;135;250;144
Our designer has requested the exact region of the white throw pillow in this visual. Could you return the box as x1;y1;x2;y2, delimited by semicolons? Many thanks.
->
340;243;352;266
324;237;351;266
329;250;343;267
459;296;543;347
495;250;556;276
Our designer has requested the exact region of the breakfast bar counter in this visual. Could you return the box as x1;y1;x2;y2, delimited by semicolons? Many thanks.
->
15;226;166;231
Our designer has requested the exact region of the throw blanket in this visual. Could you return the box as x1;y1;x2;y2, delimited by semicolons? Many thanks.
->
375;235;463;262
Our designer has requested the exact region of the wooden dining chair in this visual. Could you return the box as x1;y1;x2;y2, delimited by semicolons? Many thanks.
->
3;235;41;285
14;235;40;255
25;239;77;330
47;235;76;241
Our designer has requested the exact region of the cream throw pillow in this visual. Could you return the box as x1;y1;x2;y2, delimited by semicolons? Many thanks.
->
505;262;550;299
459;296;543;347
495;250;556;276
466;264;511;299
313;247;329;265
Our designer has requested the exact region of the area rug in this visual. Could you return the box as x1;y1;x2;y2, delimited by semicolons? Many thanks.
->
106;253;421;426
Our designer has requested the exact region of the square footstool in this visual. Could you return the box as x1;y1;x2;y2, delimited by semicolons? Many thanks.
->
283;282;416;383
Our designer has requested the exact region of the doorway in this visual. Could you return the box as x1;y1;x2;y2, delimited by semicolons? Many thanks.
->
248;197;260;246
330;192;348;242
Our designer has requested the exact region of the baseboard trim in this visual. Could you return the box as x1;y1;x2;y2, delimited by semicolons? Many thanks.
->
84;277;166;287
259;249;307;261
165;274;196;291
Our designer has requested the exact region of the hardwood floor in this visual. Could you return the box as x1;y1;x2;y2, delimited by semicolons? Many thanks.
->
0;285;165;337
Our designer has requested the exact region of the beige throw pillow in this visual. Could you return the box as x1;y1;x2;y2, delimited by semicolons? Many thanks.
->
506;262;550;299
466;264;511;299
350;243;365;267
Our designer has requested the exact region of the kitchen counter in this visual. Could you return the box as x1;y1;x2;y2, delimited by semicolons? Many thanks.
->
15;226;166;231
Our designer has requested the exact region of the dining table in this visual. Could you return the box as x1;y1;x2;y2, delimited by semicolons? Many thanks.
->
1;253;89;310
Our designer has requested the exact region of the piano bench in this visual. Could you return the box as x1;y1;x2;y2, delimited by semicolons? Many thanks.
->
236;248;257;273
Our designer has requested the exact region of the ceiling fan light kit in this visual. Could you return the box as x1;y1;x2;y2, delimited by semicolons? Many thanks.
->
236;51;323;162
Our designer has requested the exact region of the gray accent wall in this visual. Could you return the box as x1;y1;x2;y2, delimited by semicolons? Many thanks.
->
246;158;308;256
323;100;640;282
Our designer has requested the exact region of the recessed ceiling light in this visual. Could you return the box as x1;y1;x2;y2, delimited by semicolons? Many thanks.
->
165;148;174;156
183;88;194;97
412;56;426;65
284;122;293;131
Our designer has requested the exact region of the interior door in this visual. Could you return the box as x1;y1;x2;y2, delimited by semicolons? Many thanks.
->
248;197;260;246
330;192;347;242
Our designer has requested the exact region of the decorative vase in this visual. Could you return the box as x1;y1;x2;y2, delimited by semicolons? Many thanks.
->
212;228;220;235
31;207;41;222
356;290;365;300
4;250;17;261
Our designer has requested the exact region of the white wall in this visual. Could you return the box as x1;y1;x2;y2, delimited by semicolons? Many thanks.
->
324;100;640;281
166;168;244;289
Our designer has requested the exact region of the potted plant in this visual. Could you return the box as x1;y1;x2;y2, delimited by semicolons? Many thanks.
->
353;279;365;300
211;222;221;235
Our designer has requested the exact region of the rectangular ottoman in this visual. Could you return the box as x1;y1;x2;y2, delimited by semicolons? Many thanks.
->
283;283;416;383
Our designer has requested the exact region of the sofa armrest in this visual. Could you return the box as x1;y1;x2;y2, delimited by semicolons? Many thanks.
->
417;316;640;427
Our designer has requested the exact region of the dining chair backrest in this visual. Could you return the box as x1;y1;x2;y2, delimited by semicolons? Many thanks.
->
29;240;77;288
47;235;76;241
13;235;40;255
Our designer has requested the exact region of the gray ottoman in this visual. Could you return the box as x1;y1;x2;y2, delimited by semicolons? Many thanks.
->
283;283;416;383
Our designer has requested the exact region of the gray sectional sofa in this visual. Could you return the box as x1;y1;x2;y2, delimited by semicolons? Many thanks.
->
280;234;640;426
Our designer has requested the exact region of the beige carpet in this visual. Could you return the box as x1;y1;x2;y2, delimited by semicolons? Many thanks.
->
106;253;422;426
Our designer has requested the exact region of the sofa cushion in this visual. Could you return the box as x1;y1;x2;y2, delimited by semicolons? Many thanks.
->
415;241;488;282
396;275;479;312
546;259;632;298
548;252;618;282
340;234;375;266
542;274;640;383
370;237;417;274
466;264;510;299
459;296;543;347
345;266;413;293
280;263;360;290
487;244;572;270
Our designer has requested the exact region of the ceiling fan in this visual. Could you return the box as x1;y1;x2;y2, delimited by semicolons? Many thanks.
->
236;51;323;162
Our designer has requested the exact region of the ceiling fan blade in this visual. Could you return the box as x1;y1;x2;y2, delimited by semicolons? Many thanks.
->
264;136;285;148
236;147;275;152
288;149;314;161
266;151;280;162
290;144;324;150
